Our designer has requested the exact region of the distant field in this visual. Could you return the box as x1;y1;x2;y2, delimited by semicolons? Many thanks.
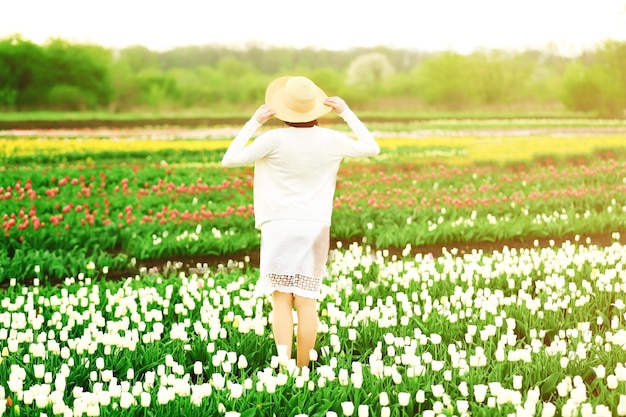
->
0;107;595;122
1;108;621;131
2;134;626;166
0;109;244;122
0;108;594;120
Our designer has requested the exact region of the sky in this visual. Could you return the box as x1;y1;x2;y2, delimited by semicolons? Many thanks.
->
1;0;625;55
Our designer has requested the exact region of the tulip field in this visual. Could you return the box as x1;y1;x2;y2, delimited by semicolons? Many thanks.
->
1;124;626;416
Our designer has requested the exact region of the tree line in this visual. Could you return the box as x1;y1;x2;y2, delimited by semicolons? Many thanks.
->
1;34;625;117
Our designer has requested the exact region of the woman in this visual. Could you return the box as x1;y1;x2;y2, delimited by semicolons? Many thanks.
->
222;76;380;367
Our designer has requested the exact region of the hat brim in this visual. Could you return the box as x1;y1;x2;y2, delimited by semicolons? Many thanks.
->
265;76;332;123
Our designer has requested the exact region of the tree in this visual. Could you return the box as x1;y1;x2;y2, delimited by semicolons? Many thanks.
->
596;41;626;116
0;35;47;109
110;60;142;111
117;45;159;73
522;49;569;105
468;50;535;104
134;68;179;109
560;61;603;113
413;52;475;108
217;56;254;79
44;39;114;109
560;41;626;117
346;52;395;91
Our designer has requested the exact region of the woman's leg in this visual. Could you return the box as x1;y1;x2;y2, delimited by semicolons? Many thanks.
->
294;295;318;367
272;291;294;358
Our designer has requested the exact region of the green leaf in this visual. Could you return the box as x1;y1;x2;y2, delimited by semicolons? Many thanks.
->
539;372;560;396
595;309;610;328
288;394;301;409
240;407;257;417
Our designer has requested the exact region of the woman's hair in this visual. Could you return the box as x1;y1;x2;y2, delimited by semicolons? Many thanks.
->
284;120;318;128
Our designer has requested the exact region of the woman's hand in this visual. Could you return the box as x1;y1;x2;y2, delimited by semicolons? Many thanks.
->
253;104;276;124
324;96;348;114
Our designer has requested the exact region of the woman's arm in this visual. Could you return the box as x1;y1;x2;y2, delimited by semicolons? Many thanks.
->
221;105;276;167
325;97;380;157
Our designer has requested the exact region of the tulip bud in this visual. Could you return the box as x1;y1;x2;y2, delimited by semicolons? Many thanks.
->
398;392;410;406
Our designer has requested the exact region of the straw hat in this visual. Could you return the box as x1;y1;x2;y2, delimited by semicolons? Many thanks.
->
265;76;332;123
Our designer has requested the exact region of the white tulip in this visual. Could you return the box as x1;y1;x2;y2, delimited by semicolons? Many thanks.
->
398;392;410;406
265;378;276;394
457;400;469;413
238;355;248;369
211;373;225;390
23;390;34;405
33;364;45;379
432;384;445;398
52;401;66;415
391;370;402;385
458;381;469;397
431;360;444;371
229;383;243;399
101;370;113;382
131;382;142;397
415;390;425;403
616;363;626;381
617;395;626;416
120;392;134;409
473;384;488;402
541;402;556;417
561;401;578;417
144;371;155;388
98;391;111;406
341;401;355;416
351;372;363;389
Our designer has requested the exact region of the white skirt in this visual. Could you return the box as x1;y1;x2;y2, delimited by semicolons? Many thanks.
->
255;219;330;300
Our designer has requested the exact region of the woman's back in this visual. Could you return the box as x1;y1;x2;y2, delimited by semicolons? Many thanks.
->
252;126;347;228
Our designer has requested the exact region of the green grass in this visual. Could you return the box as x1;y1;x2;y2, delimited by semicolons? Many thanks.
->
363;118;626;131
0;108;612;124
0;109;244;122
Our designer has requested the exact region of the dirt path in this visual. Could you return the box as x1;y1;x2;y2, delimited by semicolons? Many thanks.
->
105;230;625;282
2;120;626;139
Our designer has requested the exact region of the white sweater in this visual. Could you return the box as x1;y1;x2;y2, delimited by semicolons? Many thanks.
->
221;108;380;229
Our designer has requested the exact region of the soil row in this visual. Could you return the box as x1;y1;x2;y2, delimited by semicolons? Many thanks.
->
106;230;624;282
0;117;417;130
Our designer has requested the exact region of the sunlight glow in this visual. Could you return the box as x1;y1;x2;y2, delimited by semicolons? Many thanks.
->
1;0;625;54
